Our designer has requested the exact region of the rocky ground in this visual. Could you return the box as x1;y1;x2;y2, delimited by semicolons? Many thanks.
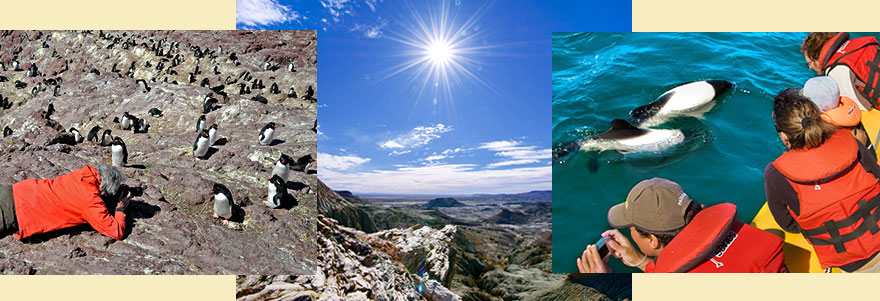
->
234;180;632;300
0;30;316;274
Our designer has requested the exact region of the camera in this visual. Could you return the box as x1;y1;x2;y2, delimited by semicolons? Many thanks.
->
596;236;610;259
119;184;144;198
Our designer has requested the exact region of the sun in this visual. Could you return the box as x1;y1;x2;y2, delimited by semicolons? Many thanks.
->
426;39;453;64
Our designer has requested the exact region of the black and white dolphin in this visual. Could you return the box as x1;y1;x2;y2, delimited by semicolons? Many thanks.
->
629;80;732;126
554;119;685;160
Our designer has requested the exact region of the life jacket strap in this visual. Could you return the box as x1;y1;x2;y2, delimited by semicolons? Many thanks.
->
862;48;880;106
803;193;880;253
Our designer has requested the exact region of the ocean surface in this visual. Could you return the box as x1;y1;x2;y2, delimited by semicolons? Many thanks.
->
551;32;878;273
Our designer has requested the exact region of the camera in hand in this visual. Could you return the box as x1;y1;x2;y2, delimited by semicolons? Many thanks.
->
596;236;610;259
120;184;144;197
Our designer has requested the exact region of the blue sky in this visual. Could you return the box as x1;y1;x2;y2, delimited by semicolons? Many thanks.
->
237;0;630;194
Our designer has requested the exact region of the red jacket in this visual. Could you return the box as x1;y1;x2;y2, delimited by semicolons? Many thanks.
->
645;203;786;273
12;165;126;240
818;33;880;110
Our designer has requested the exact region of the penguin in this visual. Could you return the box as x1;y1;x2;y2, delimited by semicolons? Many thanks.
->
193;129;210;159
200;78;210;88
188;73;196;83
238;83;250;95
0;75;7;82
270;82;280;94
208;124;218;146
224;75;234;85
87;125;101;143
287;87;297;98
210;85;227;99
229;52;237;61
251;95;268;104
46;103;54;119
272;153;292;182
148;108;163;117
111;62;120;73
203;96;218;114
120;112;133;130
303;85;315;100
294;154;314;172
100;130;113;146
133;117;148;133
212;65;219;75
3;126;12;137
53;85;60;96
14;80;26;89
31;87;38;97
287;62;295;72
196;115;206;133
262;62;270;71
69;127;84;144
111;136;128;167
211;183;233;224
265;175;286;208
136;79;150;92
12;60;21;71
258;122;277;145
90;68;101;75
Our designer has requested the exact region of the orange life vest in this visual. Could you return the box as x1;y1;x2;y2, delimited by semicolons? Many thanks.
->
772;130;880;268
647;203;786;273
819;33;880;110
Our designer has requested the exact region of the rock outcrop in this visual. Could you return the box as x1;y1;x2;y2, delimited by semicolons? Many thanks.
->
317;179;378;233
486;209;530;225
425;197;466;208
0;30;316;274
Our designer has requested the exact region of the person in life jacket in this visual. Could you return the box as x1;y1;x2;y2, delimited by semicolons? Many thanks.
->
576;178;786;273
801;32;880;112
0;164;132;241
765;88;880;272
802;76;876;162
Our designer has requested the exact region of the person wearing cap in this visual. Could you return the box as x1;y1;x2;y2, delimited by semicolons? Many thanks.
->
801;33;880;111
0;164;131;241
766;88;880;272
802;76;875;160
577;178;786;273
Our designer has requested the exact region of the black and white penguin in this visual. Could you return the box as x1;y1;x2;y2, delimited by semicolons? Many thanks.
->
203;96;218;114
136;79;150;93
269;82;280;94
208;124;218;145
238;83;251;95
287;87;296;98
200;78;210;88
196;115;206;133
148;108;163;117
46;103;54;119
210;85;227;99
258;122;277;145
90;68;101;75
14;80;27;89
0;75;7;82
3;126;12;137
120;112;133;130
87;125;101;143
69;127;84;144
133;117;148;133
211;183;233;224
53;85;60;97
262;62;270;71
188;73;196;83
251;95;268;104
12;61;21;71
212;65;219;75
193;129;211;159
271;153;292;182
100;129;113;146
111;136;128;167
265;175;286;208
294;154;314;172
287;62;295;72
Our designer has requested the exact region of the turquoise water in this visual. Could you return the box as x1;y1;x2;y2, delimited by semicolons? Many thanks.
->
551;32;878;273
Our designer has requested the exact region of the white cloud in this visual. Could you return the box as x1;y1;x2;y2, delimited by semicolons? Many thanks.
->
389;150;411;156
320;164;551;195
236;0;299;27
441;148;464;155
378;124;452;150
479;140;551;168
319;153;370;171
424;155;447;161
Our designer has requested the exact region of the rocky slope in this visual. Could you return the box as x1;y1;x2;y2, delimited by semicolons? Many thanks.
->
317;179;378;233
0;30;316;274
238;181;631;300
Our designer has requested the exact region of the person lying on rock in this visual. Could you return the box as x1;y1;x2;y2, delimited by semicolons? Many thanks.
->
0;164;131;241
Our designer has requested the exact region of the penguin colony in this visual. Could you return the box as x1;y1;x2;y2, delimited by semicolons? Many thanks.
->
0;30;317;226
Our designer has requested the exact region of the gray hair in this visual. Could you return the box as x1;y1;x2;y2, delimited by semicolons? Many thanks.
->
94;164;125;197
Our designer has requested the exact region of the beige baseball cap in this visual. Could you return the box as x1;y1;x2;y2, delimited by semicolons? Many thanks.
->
607;178;693;232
